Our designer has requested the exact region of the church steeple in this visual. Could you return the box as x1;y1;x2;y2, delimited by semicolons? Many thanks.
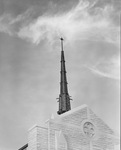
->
57;38;71;115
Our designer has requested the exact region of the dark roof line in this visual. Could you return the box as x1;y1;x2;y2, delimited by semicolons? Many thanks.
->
18;143;28;150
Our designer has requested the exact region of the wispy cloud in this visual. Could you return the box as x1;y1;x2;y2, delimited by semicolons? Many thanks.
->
0;0;120;81
0;14;13;35
0;8;34;35
86;56;120;80
0;0;120;45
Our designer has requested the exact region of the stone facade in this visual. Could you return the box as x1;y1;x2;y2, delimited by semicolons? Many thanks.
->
48;105;119;150
28;125;48;150
18;105;119;150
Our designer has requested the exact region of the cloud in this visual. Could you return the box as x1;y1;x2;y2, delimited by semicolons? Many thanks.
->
0;0;120;46
0;14;13;35
0;8;34;36
86;55;120;80
0;0;120;82
17;0;119;45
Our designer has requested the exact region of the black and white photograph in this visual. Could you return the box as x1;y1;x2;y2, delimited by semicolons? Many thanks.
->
0;0;120;150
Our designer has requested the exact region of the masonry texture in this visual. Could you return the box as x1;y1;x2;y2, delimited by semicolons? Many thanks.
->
48;105;119;150
28;126;48;150
19;105;119;150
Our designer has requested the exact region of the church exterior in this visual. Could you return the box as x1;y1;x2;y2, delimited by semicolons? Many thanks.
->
18;38;119;150
19;105;119;150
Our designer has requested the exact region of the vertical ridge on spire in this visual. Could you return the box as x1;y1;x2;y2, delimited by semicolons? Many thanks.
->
57;38;71;115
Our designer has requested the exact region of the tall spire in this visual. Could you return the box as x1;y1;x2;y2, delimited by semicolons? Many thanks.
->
57;37;71;115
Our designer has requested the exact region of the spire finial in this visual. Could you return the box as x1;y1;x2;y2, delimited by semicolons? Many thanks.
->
60;37;64;41
60;37;64;51
57;38;71;115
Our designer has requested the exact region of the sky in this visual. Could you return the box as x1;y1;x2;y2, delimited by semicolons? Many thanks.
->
0;0;120;150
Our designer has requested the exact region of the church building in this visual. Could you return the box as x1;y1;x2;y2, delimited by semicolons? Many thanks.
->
18;38;119;150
